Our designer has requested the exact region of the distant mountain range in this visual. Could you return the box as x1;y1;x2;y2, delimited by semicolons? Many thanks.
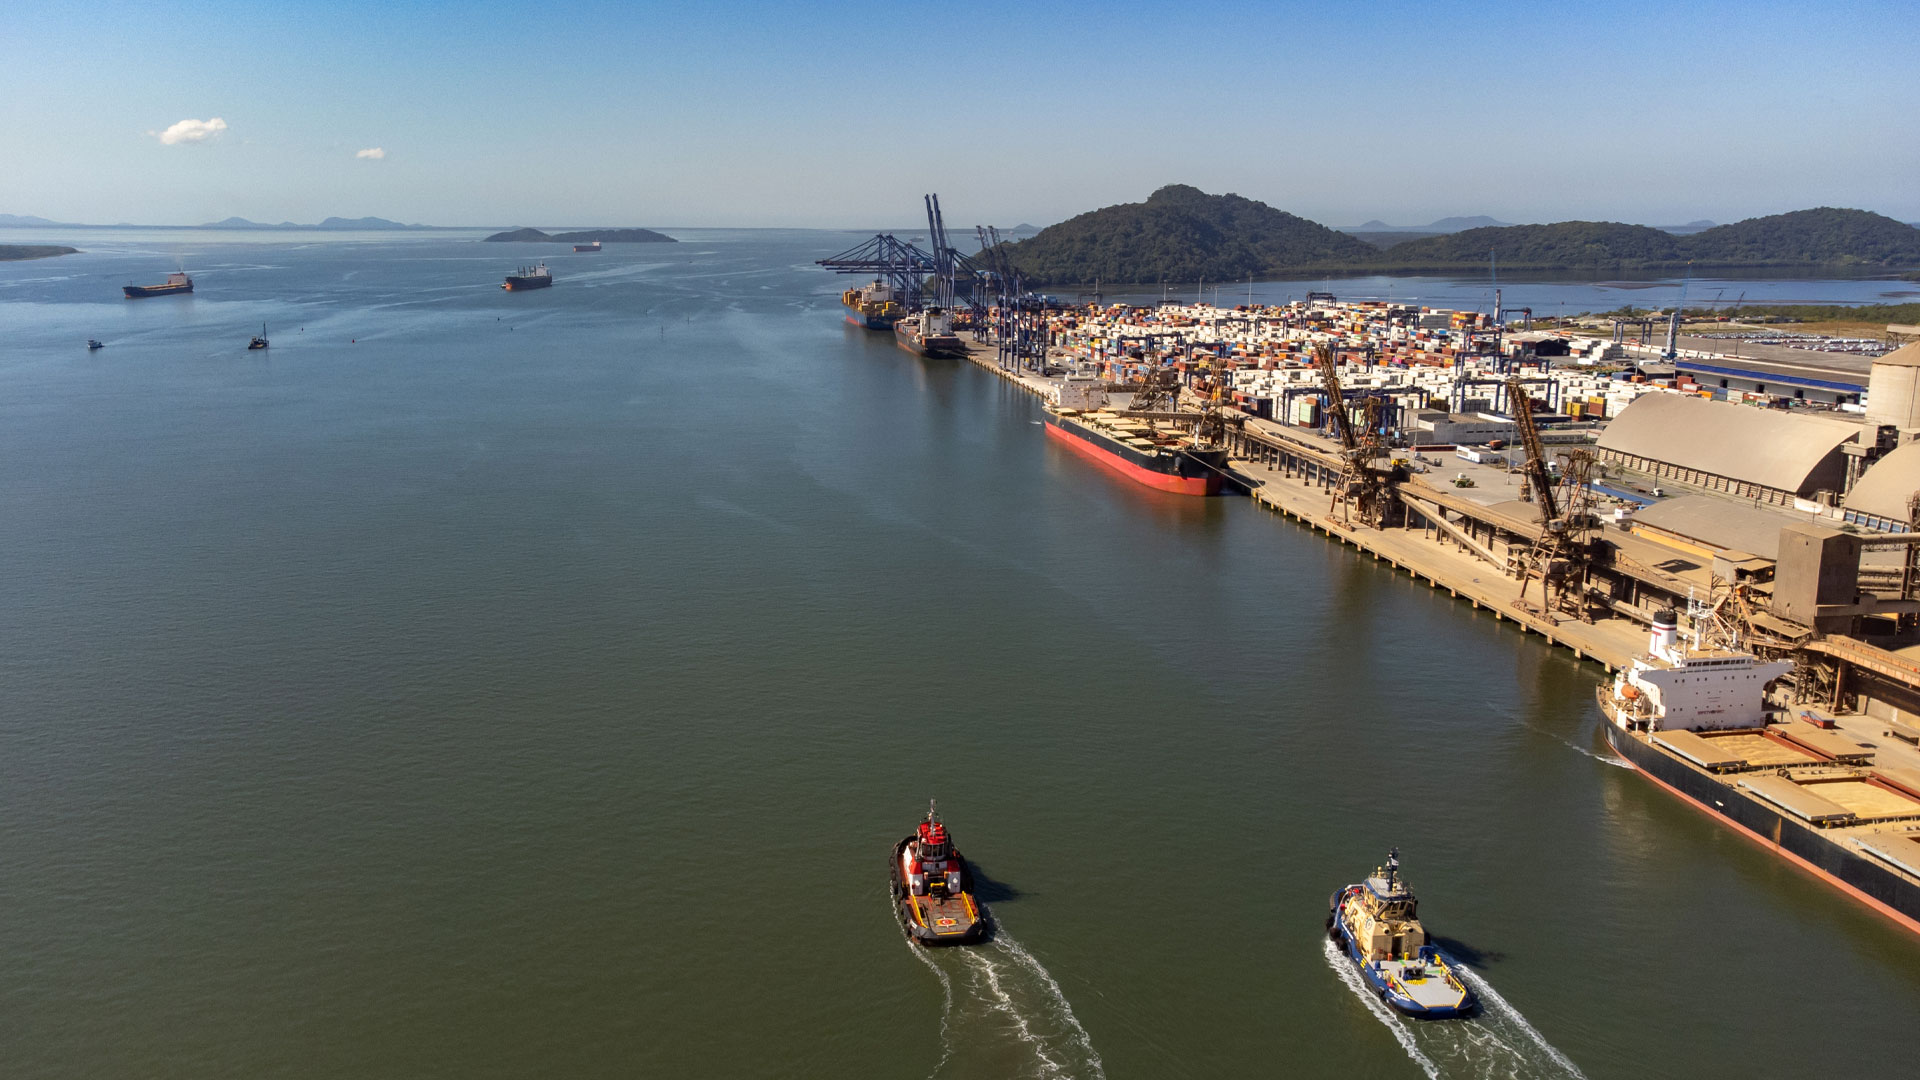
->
201;216;437;230
1339;215;1722;235
1340;216;1513;234
985;188;1920;283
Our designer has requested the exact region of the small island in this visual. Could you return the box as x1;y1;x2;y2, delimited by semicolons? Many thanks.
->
484;227;676;244
0;244;78;261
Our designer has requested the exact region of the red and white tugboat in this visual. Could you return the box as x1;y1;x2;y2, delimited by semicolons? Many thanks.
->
891;800;986;945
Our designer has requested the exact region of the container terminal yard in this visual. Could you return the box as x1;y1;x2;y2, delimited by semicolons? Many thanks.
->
821;202;1920;935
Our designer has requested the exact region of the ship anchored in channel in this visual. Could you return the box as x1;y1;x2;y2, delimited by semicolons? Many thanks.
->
504;263;553;290
124;271;193;298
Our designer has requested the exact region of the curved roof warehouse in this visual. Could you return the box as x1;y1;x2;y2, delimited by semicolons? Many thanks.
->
1596;393;1867;505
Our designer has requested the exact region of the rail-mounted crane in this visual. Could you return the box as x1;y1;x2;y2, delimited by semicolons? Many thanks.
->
1507;376;1605;621
1316;344;1399;527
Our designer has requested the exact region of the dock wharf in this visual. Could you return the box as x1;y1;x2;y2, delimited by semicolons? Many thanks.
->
957;337;1694;672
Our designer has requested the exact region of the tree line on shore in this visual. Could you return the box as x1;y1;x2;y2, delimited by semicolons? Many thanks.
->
986;186;1920;285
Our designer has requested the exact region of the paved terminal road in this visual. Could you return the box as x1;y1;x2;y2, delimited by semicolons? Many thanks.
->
1644;335;1873;388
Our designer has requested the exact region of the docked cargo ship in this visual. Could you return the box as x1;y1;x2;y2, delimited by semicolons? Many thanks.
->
1599;608;1920;936
890;801;986;945
841;279;902;330
1041;407;1228;496
503;263;553;290
894;307;963;357
124;271;193;298
1327;849;1476;1019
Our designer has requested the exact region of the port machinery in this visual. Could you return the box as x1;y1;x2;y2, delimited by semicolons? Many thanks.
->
1314;343;1403;528
1507;375;1608;624
816;194;1055;374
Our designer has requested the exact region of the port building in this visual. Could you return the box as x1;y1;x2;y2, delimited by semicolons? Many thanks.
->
1866;342;1920;431
1844;441;1920;531
1595;393;1877;508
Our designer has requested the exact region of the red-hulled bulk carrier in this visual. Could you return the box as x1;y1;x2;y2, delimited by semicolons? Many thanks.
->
1041;406;1228;495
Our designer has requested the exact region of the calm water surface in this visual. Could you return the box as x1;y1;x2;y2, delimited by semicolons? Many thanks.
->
2;231;1916;1078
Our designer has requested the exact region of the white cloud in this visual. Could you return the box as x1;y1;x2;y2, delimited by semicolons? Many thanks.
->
355;147;386;160
153;117;228;145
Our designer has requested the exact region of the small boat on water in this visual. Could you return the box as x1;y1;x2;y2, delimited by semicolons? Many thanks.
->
87;339;104;350
1328;849;1476;1019
504;263;553;290
891;801;986;945
248;323;269;350
124;271;193;299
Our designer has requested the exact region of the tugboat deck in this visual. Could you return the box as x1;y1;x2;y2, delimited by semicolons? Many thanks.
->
905;892;979;939
1376;959;1470;1011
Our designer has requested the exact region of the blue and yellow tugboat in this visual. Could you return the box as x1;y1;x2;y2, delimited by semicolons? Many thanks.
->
891;800;986;945
1328;849;1476;1019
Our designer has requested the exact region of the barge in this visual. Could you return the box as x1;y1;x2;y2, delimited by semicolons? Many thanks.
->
891;801;986;945
1041;407;1228;496
1599;608;1920;936
1327;849;1476;1019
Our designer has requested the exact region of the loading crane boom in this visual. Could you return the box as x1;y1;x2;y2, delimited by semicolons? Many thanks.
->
1315;344;1398;527
1508;376;1604;622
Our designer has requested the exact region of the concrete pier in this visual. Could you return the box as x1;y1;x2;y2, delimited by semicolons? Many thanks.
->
959;337;1657;671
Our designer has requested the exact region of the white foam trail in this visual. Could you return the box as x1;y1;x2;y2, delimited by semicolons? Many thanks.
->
1562;735;1633;769
1450;961;1588;1079
992;934;1107;1080
1321;937;1442;1079
963;947;1068;1077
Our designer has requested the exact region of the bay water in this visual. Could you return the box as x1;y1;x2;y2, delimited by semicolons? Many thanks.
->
2;231;1915;1078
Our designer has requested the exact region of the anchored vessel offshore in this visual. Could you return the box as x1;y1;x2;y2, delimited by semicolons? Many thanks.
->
891;801;985;945
124;272;193;298
894;308;964;357
841;280;903;329
1041;407;1229;496
573;241;602;253
1327;849;1476;1019
1599;608;1920;935
504;263;553;291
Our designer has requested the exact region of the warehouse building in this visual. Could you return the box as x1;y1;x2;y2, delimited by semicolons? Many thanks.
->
1844;441;1920;531
1595;393;1874;508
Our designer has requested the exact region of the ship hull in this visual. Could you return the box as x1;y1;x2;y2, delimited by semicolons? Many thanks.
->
1042;411;1225;496
1604;719;1920;936
893;322;963;357
503;277;553;291
123;283;192;298
844;302;900;330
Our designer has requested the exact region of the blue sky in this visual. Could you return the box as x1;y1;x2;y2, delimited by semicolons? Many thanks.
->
7;0;1916;227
